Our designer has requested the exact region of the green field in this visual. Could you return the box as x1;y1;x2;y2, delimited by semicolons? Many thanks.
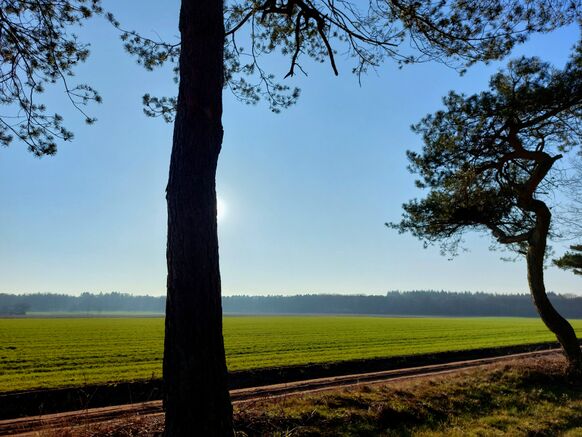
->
1;316;581;393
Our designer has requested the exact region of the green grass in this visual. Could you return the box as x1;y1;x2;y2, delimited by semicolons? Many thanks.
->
1;316;582;392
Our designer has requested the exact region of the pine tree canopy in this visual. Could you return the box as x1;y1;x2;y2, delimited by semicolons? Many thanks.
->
0;0;104;155
113;1;581;118
390;42;582;255
2;1;580;154
554;245;582;275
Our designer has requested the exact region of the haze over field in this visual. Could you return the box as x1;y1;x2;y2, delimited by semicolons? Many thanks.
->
5;291;582;318
0;1;580;296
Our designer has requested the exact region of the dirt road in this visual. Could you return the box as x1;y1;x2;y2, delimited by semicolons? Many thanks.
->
0;348;562;436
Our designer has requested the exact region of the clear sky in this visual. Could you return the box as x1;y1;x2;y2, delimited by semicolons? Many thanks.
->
0;2;580;296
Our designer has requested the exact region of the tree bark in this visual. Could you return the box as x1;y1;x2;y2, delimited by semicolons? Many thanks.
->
526;199;582;375
163;0;233;435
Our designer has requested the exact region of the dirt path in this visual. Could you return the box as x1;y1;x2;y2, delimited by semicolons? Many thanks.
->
0;348;561;436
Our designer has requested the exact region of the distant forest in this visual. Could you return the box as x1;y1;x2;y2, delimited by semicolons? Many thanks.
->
2;291;582;318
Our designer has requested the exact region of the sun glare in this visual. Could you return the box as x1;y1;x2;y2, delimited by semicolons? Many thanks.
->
217;197;227;222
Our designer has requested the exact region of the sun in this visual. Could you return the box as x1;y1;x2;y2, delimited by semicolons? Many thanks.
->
217;197;227;222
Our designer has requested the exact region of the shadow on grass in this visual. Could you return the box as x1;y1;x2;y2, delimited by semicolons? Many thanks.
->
233;356;582;436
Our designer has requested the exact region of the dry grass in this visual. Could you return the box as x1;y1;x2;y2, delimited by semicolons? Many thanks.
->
36;356;582;436
36;414;164;437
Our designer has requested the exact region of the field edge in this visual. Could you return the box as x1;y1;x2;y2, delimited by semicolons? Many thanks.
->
0;340;567;420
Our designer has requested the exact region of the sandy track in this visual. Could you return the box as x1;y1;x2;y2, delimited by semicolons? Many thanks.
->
0;348;560;436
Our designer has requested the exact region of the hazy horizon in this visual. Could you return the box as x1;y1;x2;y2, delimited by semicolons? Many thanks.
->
0;289;552;297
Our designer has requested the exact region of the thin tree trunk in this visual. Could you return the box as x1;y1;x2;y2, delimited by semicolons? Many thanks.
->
526;199;582;375
163;0;233;435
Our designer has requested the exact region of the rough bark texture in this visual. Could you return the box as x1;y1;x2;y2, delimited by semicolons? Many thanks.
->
163;0;233;435
526;199;582;375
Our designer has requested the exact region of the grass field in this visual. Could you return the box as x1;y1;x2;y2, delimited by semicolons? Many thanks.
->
1;316;582;393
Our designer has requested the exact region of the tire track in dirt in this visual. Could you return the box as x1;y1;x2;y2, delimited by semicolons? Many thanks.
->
0;348;562;436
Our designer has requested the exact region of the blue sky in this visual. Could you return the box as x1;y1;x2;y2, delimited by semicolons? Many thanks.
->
0;2;580;296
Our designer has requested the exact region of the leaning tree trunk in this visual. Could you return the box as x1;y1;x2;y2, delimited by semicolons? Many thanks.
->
526;199;582;375
163;0;233;435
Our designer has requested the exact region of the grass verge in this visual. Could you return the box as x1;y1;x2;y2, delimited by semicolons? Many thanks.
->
39;355;582;436
234;356;582;436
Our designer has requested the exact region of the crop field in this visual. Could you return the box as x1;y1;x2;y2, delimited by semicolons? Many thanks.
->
2;316;582;393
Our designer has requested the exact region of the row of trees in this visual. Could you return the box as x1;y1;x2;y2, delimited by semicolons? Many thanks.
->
223;292;582;317
2;0;581;434
0;292;165;314
4;291;582;317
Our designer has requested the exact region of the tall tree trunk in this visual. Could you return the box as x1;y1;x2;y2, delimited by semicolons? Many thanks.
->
163;0;233;435
527;199;582;375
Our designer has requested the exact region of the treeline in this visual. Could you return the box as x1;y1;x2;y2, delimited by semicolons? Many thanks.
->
0;292;165;315
223;292;582;318
2;290;582;317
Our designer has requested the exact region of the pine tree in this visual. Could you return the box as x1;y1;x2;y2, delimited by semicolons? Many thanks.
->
391;44;582;375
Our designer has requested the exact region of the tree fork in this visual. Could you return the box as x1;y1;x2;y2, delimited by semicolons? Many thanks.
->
163;0;234;435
